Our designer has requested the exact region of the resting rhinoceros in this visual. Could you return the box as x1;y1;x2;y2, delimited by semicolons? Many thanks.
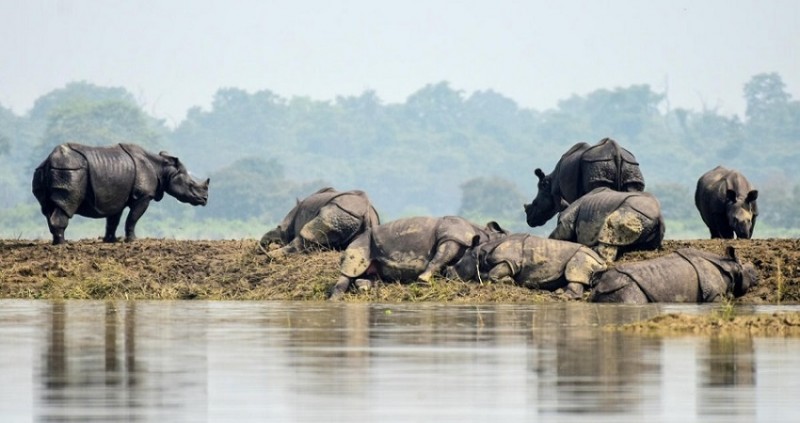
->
695;166;758;239
524;138;645;227
32;143;209;245
259;187;380;257
329;216;508;299
549;187;665;261
446;233;607;298
590;247;758;303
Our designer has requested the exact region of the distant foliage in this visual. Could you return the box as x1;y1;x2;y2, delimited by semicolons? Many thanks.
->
2;74;799;239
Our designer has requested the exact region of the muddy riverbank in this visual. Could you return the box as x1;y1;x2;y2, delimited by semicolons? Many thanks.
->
1;238;798;303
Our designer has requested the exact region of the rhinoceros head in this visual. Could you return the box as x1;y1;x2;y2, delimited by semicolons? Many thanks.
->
726;246;759;297
524;168;568;227
446;234;486;282
726;189;758;239
160;152;209;206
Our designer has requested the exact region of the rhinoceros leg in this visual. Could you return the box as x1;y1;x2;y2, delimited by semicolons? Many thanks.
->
486;262;514;283
47;208;70;245
266;238;303;258
595;208;645;261
563;249;607;298
299;205;361;248
329;276;352;301
124;199;151;242
419;240;464;282
103;212;123;243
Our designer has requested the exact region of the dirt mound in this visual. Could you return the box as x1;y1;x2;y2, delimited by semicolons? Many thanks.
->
0;238;798;303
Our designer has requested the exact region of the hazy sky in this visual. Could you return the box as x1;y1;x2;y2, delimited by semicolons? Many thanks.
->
2;0;798;124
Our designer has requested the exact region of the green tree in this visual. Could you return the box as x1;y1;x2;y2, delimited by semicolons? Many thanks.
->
744;73;791;123
203;157;327;222
172;88;289;175
458;176;528;231
33;100;166;162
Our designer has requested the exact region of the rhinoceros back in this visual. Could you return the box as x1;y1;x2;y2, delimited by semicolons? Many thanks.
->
68;144;135;216
580;138;644;193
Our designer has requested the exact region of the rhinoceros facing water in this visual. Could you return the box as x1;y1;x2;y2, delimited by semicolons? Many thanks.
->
590;247;758;303
447;233;608;298
329;216;508;300
32;143;209;245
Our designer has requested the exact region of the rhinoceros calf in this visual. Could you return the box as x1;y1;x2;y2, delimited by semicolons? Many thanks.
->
447;233;607;298
549;187;665;261
590;247;758;304
524;138;645;227
32;143;209;245
329;216;508;299
695;166;758;239
259;187;380;257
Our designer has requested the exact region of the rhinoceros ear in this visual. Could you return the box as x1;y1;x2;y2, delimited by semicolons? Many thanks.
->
559;198;570;211
159;151;179;166
746;190;758;203
485;221;507;234
470;235;482;248
726;189;737;203
725;246;738;261
203;178;210;187
534;168;545;181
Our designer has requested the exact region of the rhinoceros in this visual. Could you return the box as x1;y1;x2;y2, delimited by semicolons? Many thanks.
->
329;216;508;299
524;138;645;227
32;143;209;245
259;187;380;257
590;247;758;304
695;166;758;239
549;187;665;261
446;233;607;298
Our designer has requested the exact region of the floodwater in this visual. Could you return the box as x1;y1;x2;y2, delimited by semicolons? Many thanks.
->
1;301;799;422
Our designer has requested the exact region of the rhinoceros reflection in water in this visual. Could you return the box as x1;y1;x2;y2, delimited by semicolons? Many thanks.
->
330;216;508;300
32;143;209;245
259;187;380;258
590;247;758;304
447;233;608;298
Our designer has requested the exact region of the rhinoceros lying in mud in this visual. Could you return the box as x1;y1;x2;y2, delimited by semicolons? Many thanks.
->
695;166;758;239
549;187;665;261
446;233;608;298
32;143;209;245
329;216;508;299
590;247;758;303
259;187;380;257
524;138;645;227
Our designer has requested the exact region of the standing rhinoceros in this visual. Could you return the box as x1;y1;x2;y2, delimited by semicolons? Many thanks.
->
329;216;508;299
695;166;758;239
259;187;380;257
549;187;665;261
32;143;209;245
524;138;645;227
446;233;607;298
590;247;758;304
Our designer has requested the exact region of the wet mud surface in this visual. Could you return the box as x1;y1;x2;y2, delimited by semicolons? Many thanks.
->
1;238;798;305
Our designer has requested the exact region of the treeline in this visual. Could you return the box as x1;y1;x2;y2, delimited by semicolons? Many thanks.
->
0;73;798;240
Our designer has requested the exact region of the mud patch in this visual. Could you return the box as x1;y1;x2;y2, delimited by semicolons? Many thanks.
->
619;312;800;337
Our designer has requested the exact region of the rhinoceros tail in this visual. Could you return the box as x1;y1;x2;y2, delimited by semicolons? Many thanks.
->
32;164;50;214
